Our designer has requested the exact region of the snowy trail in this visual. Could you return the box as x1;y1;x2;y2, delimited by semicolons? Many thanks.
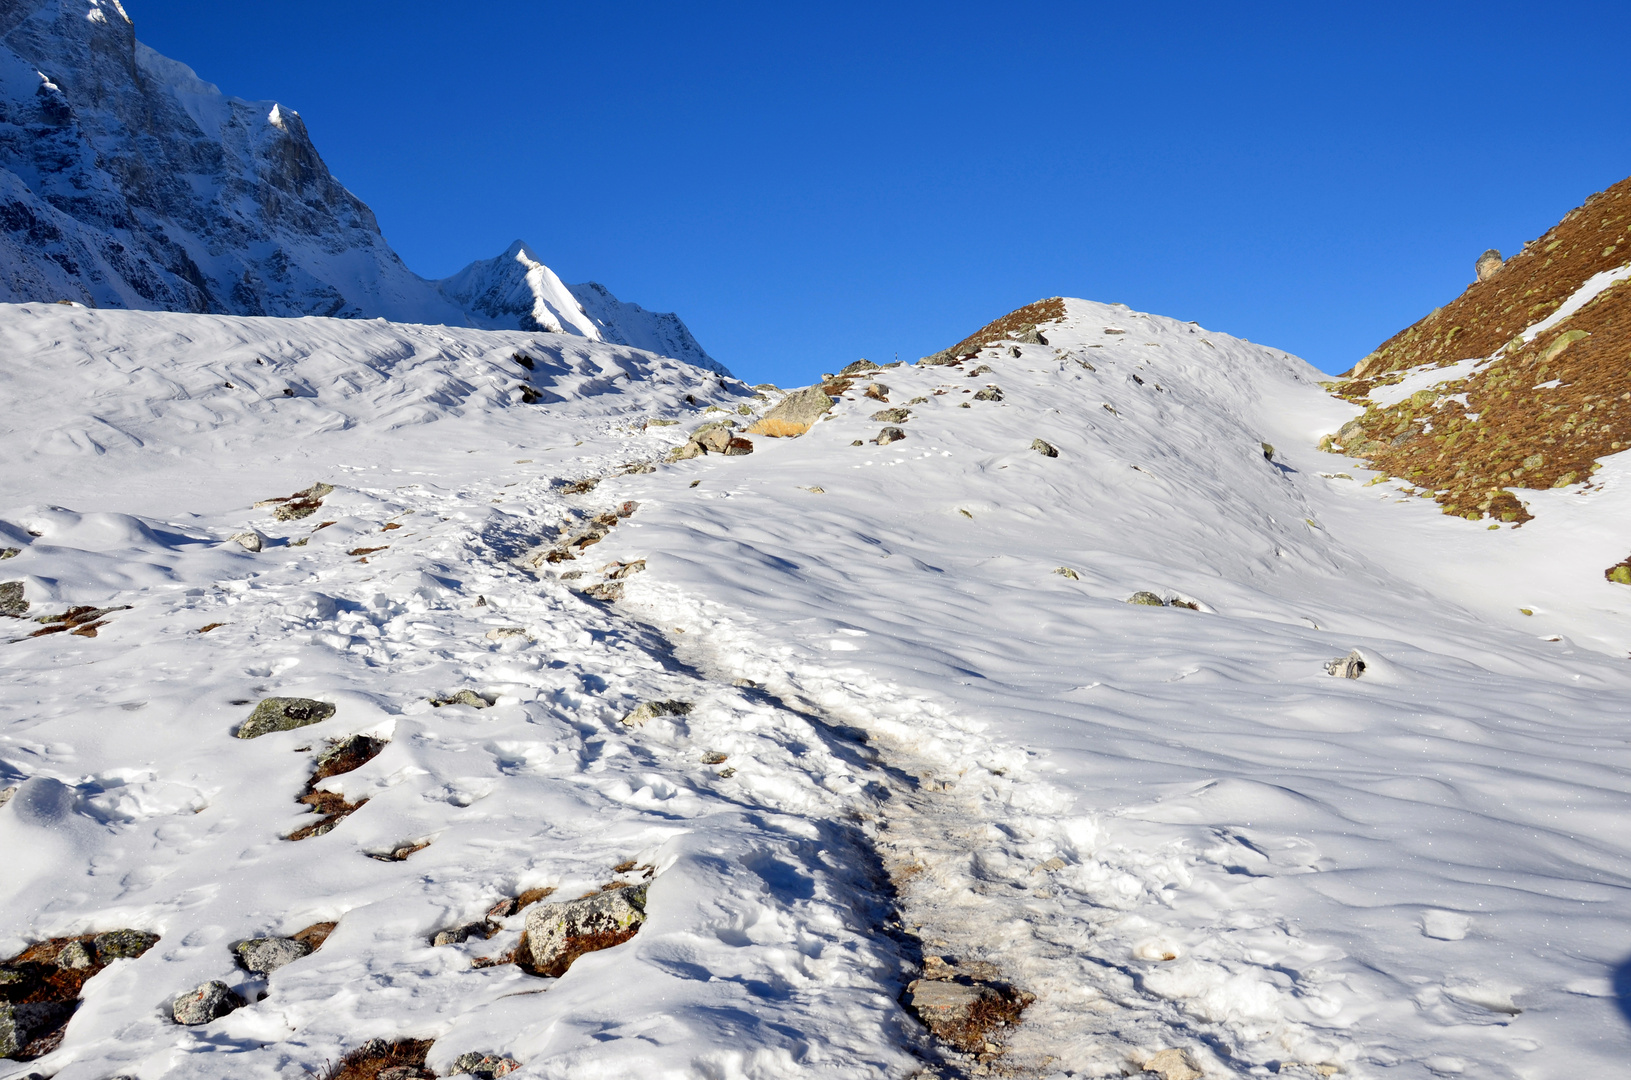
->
4;302;1631;1079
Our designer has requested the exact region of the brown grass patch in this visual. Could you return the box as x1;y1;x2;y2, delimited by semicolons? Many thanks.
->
2;931;159;1059
318;1037;434;1080
197;622;225;633
920;297;1068;365
745;417;812;437
1329;176;1631;523
288;735;385;841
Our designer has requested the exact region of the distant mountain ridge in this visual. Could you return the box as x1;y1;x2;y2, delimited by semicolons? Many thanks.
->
0;0;725;374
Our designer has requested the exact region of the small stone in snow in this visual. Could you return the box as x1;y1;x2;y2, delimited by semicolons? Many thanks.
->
1031;438;1058;457
237;697;336;739
1325;650;1366;678
1054;567;1079;580
229;530;264;552
171;980;244;1025
622;700;693;726
1127;591;1167;607
875;426;906;445
871;408;911;423
234;936;311;975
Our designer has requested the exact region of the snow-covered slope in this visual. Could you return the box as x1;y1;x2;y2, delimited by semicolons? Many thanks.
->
0;1;725;374
3;299;1630;1079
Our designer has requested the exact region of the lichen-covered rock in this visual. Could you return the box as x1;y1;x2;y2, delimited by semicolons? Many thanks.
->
1128;591;1166;607
55;940;94;969
875;426;906;446
973;387;1004;402
451;1052;523;1077
431;690;490;709
0;1001;74;1058
229;531;265;552
621;700;692;727
170;980;244;1025
0;581;25;618
93;929;159;961
1054;567;1080;580
747;385;834;438
233;936;310;975
236;697;336;739
431;922;495;947
1325;650;1366;679
840;359;880;375
1031;438;1058;458
523;884;648;977
870;408;911;423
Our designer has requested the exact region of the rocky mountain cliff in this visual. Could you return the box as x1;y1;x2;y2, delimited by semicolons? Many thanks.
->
1325;175;1631;525
0;0;724;372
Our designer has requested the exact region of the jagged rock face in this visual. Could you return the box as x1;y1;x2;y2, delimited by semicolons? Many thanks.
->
0;1;730;374
0;0;464;321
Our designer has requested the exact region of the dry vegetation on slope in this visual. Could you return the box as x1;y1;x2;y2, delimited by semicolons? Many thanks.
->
919;297;1068;365
1325;177;1631;524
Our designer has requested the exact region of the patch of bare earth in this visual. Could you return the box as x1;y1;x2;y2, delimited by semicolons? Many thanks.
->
1326;177;1631;524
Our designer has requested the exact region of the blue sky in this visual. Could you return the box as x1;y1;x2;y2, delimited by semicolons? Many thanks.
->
132;1;1629;384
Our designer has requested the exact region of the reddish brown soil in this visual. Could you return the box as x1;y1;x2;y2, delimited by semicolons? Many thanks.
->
288;736;385;841
1330;177;1631;524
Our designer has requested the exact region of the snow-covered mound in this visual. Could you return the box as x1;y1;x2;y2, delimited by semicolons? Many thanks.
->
3;298;1630;1079
0;1;724;374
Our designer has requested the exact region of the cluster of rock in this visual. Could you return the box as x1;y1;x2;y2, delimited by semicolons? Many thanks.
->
666;420;754;461
520;501;640;567
255;482;335;523
1127;592;1200;610
1;930;159;1059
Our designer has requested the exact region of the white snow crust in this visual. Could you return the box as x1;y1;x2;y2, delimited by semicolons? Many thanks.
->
2;298;1630;1079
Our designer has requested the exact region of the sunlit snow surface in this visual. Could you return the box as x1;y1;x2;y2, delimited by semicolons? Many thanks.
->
2;300;1630;1078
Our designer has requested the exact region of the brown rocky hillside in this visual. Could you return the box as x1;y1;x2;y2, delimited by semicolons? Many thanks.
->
919;297;1067;365
1325;176;1631;525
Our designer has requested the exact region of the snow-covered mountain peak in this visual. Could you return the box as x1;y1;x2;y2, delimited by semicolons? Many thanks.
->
0;1;726;374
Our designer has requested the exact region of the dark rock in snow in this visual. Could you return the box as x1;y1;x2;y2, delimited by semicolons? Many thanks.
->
0;581;25;618
170;981;244;1025
451;1052;523;1077
1127;591;1167;607
93;929;159;961
973;387;1003;402
0;1001;74;1059
875;427;906;445
1031;439;1059;457
237;697;336;739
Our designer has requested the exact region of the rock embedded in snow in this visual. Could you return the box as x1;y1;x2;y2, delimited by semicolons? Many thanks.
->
93;929;159;961
0;1001;73;1058
431;690;490;709
236;697;337;739
170;981;244;1025
234;936;311;975
840;360;880;376
871;408;911;423
1031;438;1059;458
432;922;497;948
1325;650;1367;679
973;387;1004;402
1128;591;1167;607
621;700;692;727
257;483;335;522
1141;1047;1202;1080
747;386;835;437
863;383;889;401
875;427;907;445
724;436;755;456
0;580;26;617
229;530;265;552
55;940;94;969
523;884;649;978
451;1051;523;1077
1055;567;1080;580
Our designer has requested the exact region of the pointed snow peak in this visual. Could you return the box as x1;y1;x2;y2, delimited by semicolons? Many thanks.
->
436;241;600;340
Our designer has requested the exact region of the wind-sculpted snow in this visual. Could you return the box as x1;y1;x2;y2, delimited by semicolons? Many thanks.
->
3;299;1631;1078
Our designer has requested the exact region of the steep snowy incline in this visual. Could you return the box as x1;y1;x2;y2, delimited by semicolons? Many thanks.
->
577;299;1631;1078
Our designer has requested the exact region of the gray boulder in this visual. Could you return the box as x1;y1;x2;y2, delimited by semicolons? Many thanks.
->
1031;439;1059;458
0;580;25;618
1127;591;1166;607
747;385;835;437
171;980;244;1025
1325;650;1366;679
906;978;998;1029
55;939;95;969
621;700;692;727
870;408;911;423
973;387;1003;402
524;884;648;977
1475;248;1504;282
875;427;906;446
236;697;336;739
234;936;311;975
229;531;265;552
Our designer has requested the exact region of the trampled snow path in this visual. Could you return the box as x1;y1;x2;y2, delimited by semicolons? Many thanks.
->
4;301;1631;1079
